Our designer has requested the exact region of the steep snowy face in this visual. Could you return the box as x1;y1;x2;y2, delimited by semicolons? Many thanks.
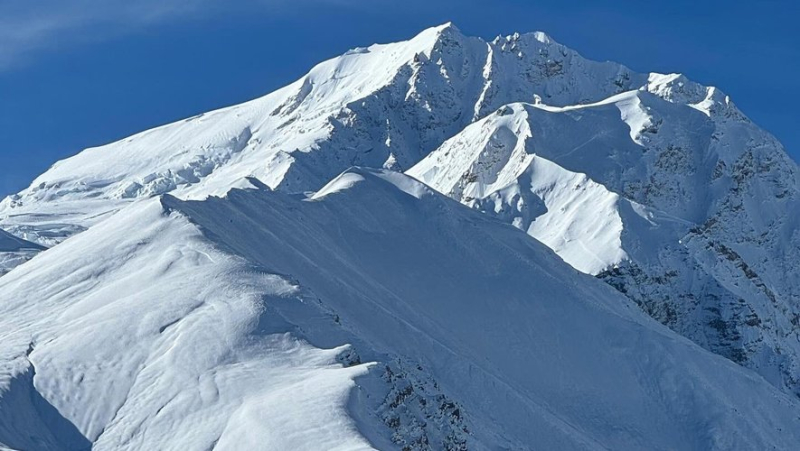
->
0;228;44;276
407;101;639;275
0;23;647;248
1;22;799;446
408;94;698;274
0;199;377;451
2;168;800;450
408;86;800;397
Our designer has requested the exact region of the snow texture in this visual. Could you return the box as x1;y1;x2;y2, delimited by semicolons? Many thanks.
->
2;168;800;450
1;22;800;449
408;85;800;398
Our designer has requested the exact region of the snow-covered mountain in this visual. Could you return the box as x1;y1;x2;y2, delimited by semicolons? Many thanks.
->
1;23;800;449
3;168;800;450
407;71;800;397
0;23;646;247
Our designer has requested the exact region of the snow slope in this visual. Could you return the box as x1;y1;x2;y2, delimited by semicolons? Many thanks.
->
1;168;799;450
1;22;799;448
0;23;648;248
408;87;800;396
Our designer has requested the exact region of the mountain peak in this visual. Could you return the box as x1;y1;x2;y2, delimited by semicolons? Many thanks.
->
492;29;560;47
531;30;554;44
2;22;800;450
407;21;468;54
430;21;460;34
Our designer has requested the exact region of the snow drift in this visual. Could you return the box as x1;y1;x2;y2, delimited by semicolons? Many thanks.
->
1;169;799;450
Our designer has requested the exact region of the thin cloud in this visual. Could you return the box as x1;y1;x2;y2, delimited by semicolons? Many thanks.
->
0;0;360;70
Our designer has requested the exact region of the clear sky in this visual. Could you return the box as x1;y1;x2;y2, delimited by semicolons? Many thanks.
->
1;0;797;197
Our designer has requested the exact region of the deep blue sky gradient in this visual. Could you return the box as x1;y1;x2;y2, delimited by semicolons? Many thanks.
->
1;0;797;196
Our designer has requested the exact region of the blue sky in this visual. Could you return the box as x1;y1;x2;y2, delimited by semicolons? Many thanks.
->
1;0;797;196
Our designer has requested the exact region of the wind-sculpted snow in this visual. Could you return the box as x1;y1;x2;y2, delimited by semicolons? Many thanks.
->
0;24;729;253
409;88;800;397
0;198;377;451
1;22;800;448
407;101;638;274
0;22;648;248
2;168;800;450
407;94;689;273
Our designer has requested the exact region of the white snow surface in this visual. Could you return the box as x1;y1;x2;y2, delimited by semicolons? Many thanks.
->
1;168;800;450
0;22;649;247
407;101;636;274
408;87;800;397
1;22;800;449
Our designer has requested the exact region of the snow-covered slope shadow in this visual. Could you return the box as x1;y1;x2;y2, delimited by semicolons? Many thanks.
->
407;102;639;274
2;24;796;399
408;91;800;397
2;169;800;449
0;362;91;451
0;23;649;250
167;169;800;449
0;228;45;253
0;198;377;450
0;228;45;276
